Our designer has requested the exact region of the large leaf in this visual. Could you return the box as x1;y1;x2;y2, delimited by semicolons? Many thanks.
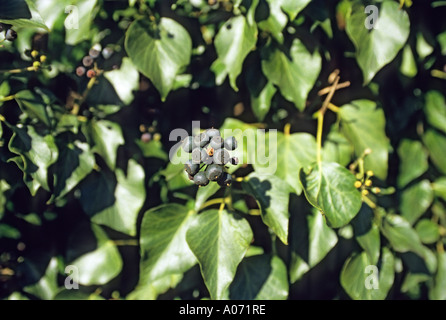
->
65;0;98;45
125;18;192;101
424;91;446;134
8;125;58;195
242;173;291;244
254;131;317;194
23;257;59;300
322;130;354;167
52;141;95;201
80;159;145;236
423;129;446;175
229;254;288;300
246;65;276;122
139;204;196;282
400;180;433;225
15;90;52;127
340;248;395;300
397;139;429;188
186;209;253;300
67;224;122;286
299;162;362;228
104;57;139;105
351;205;381;265
345;1;410;84
289;208;338;282
339;100;390;180
85;119;124;170
212;15;257;91
0;0;48;30
261;38;321;111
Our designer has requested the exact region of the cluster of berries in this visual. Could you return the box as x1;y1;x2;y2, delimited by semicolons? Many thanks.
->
0;23;17;41
76;44;114;78
183;128;238;187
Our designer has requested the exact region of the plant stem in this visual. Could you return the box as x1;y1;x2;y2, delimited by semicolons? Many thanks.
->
362;195;377;209
316;111;324;167
284;123;291;136
112;239;138;246
200;197;227;210
0;95;16;102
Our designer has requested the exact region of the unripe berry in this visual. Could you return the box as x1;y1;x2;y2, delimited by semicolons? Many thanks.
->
86;69;96;78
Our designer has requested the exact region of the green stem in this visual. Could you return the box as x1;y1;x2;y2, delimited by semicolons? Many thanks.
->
362;195;377;209
112;240;138;246
0;95;16;102
316;111;324;168
200;197;227;211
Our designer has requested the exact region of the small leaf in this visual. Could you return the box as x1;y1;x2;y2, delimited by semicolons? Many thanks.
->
422;129;446;175
261;38;321;111
322;130;354;167
400;44;417;78
429;252;446;300
424;91;446;135
23;257;59;300
229;254;288;300
415;219;440;244
186;210;253;300
340;248;395;300
351;205;380;265
246;66;276;122
242;173;291;244
104;57;139;105
400;180;433;225
299;162;362;228
65;0;98;45
432;177;446;201
339;100;390;180
397;139;429;188
125;18;192;101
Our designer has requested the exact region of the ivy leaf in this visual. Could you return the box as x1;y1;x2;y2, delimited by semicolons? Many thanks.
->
261;38;321;111
104;57;139;105
242;173;291;244
186;210;253;300
432;177;446;202
52;140;95;201
351;205;381;265
140;204;196;282
65;0;98;45
422;129;446;175
400;180;433;225
299;162;362;228
340;248;395;300
397;139;429;188
339;100;390;180
322;130;354;167
195;183;221;212
23;257;59;300
125;18;192;101
15;90;52;127
80;159;145;236
67;224;122;286
415;219;440;245
85;119;124;170
246;66;276;122
212;15;257;91
289;208;338;283
254;131;317;194
229;254;288;300
346;1;410;84
0;0;48;30
8;125;58;195
429;252;446;300
424;91;446;135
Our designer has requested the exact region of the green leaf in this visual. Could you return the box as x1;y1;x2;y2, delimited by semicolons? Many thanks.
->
68;224;122;286
213;15;257;91
136;139;169;161
345;1;410;84
8;125;58;195
424;91;446;135
299;162;362;228
52;141;95;200
289;208;338;283
195;183;221;212
429;252;446;300
400;45;417;78
80;159;145;236
65;0;98;45
322;130;354;167
246;66;276;122
186;210;253;300
23;257;59;300
127;273;184;300
140;204;196;282
415;219;440;244
242;173;291;244
381;214;426;257
340;248;395;300
261;38;321;111
397;139;429;188
0;180;10;219
254;131;317;194
400;180;433;225
85;119;124;170
0;0;48;30
104;57;139;105
125;18;192;101
416;32;434;59
422;129;446;175
352;205;381;265
433;177;446;201
339;100;390;180
54;290;105;300
15;90;52;127
229;254;288;300
0;224;21;239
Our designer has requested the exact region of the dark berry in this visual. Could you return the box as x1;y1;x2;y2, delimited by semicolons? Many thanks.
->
193;132;210;148
224;136;237;151
5;29;17;41
205;128;220;140
213;148;230;165
194;171;209;187
205;164;223;181
86;69;96;78
141;133;152;143
76;66;86;77
82;55;94;67
210;136;224;150
201;148;213;164
182;136;194;153
230;157;239;165
185;160;200;176
192;148;203;164
217;173;232;187
89;48;101;58
102;47;114;60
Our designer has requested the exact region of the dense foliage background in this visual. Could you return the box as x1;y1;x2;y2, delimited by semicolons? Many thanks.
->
1;0;446;300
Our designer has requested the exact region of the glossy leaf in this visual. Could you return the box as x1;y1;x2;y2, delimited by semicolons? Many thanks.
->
424;91;446;135
397;139;429;188
65;0;98;45
0;0;48;30
23;257;59;300
15;90;52;127
352;205;381;265
299;162;362;228
322;130;354;167
104;57;139;105
422;129;446;175
186;210;253;300
415;219;440;244
400;180;433;225
429;252;446;300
